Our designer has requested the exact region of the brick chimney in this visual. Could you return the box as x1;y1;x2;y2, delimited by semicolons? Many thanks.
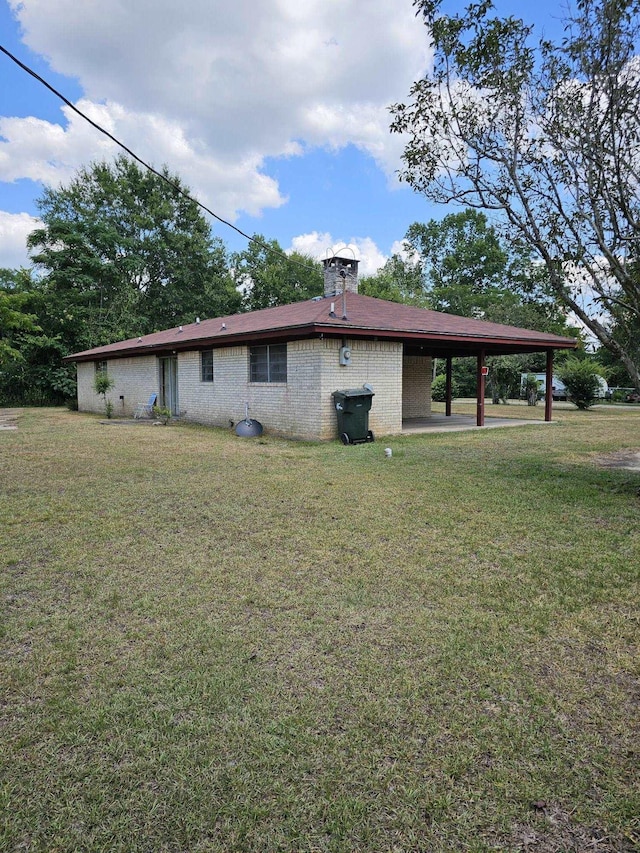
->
323;253;359;297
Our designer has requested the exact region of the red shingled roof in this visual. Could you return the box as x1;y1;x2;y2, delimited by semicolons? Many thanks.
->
66;292;577;362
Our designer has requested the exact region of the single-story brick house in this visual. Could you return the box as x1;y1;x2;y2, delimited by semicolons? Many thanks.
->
65;254;577;439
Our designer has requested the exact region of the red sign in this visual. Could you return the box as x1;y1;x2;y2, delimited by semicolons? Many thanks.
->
481;366;489;376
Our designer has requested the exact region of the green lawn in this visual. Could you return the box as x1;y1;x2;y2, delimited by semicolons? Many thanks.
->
1;407;638;852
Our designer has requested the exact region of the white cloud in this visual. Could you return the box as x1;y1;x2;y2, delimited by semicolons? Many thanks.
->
300;102;410;181
390;239;421;266
289;231;388;277
3;0;429;216
0;101;286;221
0;108;117;187
289;231;336;259
0;212;40;269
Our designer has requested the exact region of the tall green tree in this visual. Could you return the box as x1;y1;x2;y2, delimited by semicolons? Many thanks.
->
232;236;322;311
601;258;640;384
28;155;240;352
405;210;572;334
406;211;509;317
0;268;80;405
0;269;39;365
2;157;241;405
359;253;428;305
595;308;640;386
391;0;640;390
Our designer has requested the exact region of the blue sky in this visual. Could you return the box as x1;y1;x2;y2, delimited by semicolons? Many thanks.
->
0;0;566;273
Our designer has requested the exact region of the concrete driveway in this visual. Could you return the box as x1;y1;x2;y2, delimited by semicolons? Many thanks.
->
402;414;553;434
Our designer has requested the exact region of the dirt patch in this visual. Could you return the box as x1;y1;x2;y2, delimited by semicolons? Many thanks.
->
0;409;20;430
509;802;638;852
595;450;640;471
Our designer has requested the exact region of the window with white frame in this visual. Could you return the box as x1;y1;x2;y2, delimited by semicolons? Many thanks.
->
95;360;108;374
201;350;214;382
249;344;287;383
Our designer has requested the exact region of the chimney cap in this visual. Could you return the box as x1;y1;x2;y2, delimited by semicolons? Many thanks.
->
322;244;360;263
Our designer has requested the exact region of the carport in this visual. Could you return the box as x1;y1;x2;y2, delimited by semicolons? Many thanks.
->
403;337;560;427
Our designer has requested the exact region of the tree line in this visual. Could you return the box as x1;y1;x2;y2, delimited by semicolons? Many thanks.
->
0;154;633;407
0;156;325;405
3;0;640;405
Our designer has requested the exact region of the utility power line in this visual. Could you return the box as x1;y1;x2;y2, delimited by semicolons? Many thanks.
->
0;43;320;274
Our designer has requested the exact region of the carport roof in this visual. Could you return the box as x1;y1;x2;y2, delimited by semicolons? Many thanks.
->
66;292;577;362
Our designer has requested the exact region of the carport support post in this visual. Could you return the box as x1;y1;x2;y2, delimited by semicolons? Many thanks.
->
545;348;554;422
445;357;453;417
476;350;485;427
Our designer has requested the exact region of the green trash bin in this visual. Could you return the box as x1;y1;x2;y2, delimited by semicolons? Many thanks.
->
332;387;375;445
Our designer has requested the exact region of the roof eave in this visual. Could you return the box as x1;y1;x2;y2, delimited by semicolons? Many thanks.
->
64;319;577;363
64;322;323;362
311;323;578;349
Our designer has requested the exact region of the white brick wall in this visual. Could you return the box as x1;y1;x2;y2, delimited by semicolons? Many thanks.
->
177;343;320;437
402;355;433;419
177;337;404;439
319;338;403;438
77;357;158;416
76;337;409;439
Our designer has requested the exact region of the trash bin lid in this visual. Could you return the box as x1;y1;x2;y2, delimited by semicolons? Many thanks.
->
332;387;375;398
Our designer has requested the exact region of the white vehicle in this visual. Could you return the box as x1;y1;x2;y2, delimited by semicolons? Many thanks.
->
520;373;608;401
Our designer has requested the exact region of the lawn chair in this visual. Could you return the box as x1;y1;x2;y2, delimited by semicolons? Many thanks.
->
133;393;158;419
